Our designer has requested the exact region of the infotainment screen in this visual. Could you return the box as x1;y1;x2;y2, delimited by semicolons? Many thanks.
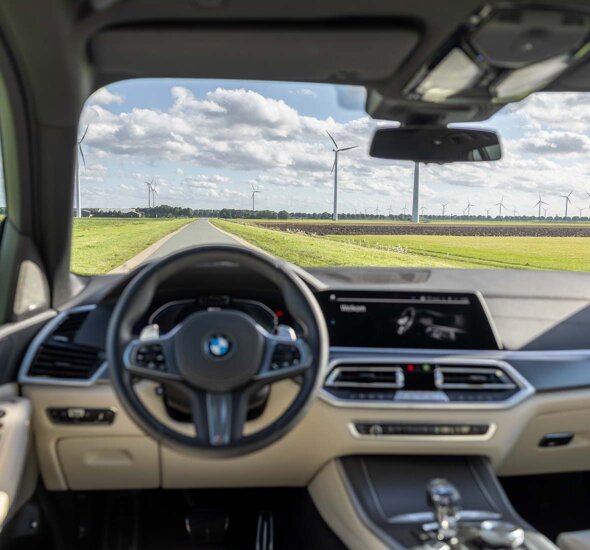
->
317;290;500;350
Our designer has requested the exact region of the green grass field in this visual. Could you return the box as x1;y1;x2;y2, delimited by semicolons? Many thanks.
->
213;220;464;268
328;235;590;270
71;218;194;275
214;219;590;271
250;219;590;227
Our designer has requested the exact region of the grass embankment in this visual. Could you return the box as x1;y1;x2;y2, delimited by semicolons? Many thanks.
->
214;219;589;271
71;218;194;275
213;219;462;268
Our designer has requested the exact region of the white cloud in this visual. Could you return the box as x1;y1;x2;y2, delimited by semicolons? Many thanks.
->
77;85;590;213
90;88;125;106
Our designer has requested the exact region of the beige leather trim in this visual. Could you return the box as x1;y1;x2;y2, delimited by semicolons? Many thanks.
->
21;380;590;490
57;436;159;490
557;530;590;550
0;394;32;527
309;460;391;550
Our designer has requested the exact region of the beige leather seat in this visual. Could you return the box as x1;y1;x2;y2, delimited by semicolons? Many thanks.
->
558;531;590;550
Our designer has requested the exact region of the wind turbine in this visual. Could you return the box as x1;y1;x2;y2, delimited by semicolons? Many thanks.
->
465;199;475;217
420;205;427;216
402;203;408;216
485;208;491;218
251;184;260;213
151;186;158;208
533;192;549;220
561;191;573;218
144;178;155;209
512;207;518;217
388;202;393;216
543;207;548;218
441;203;448;218
578;206;586;218
326;131;357;221
495;196;506;217
75;125;89;218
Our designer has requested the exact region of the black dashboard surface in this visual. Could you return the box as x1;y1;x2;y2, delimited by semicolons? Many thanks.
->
52;265;590;394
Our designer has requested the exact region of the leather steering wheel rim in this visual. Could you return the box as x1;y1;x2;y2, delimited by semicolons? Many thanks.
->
106;245;328;457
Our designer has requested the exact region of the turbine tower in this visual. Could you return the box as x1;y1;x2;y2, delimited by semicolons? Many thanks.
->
75;125;89;218
578;206;586;218
412;162;420;223
495;196;506;217
465;199;475;217
485;208;491;218
420;205;427;216
402;203;408;216
441;203;448;218
561;191;573;218
251;184;260;213
533;192;549;220
326;131;357;221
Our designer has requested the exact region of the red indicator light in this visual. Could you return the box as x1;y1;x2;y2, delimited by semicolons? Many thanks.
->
406;364;415;372
275;309;285;317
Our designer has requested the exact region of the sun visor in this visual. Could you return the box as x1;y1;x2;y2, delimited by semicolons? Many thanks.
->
90;26;420;85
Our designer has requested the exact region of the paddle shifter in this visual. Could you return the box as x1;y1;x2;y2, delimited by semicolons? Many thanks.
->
427;478;462;542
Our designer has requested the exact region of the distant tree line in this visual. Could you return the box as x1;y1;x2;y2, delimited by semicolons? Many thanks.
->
80;205;590;222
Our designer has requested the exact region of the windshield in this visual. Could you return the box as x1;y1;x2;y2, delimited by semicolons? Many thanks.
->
72;79;590;275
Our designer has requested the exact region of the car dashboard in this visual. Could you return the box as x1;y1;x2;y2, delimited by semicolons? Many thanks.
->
16;264;590;491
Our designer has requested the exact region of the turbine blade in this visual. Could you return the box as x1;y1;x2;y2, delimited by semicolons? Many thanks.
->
79;145;86;168
326;130;338;148
79;125;89;144
330;158;336;174
338;145;358;152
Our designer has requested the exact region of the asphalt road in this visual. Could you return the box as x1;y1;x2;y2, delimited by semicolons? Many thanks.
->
146;219;241;260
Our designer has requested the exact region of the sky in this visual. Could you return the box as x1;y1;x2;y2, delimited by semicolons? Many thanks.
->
14;79;590;217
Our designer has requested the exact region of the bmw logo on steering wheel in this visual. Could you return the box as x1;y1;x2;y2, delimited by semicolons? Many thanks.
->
205;334;233;359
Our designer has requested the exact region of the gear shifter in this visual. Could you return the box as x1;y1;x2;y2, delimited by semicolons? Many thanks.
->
427;478;461;542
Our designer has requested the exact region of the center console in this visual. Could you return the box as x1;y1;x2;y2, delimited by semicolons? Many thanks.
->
335;456;557;550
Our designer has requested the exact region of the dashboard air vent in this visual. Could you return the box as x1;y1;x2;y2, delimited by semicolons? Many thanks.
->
26;306;104;380
434;366;516;390
325;364;404;389
29;341;104;379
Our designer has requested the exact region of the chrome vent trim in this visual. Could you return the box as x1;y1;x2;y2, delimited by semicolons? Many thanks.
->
434;366;517;390
320;357;534;410
325;365;404;389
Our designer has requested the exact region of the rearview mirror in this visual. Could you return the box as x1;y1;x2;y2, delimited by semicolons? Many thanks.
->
369;126;502;163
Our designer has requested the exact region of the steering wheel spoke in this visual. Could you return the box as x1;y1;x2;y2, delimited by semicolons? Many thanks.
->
123;336;182;383
254;326;313;385
187;388;251;446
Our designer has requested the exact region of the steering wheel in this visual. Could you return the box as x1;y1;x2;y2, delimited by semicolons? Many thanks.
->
106;245;328;457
